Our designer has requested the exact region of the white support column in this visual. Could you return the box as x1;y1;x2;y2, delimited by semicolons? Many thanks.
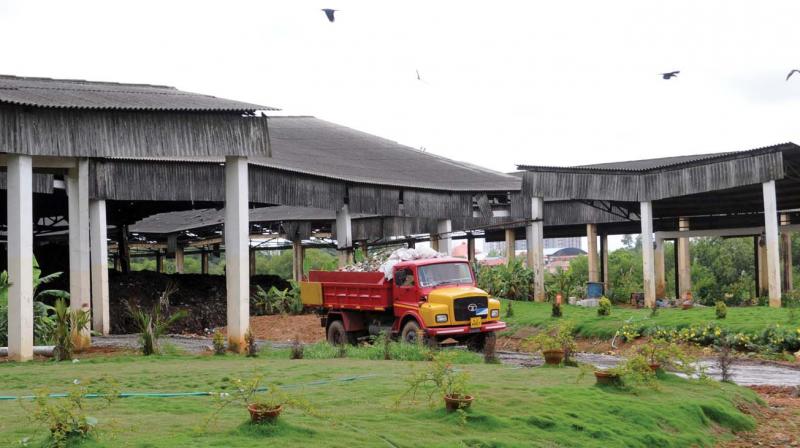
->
336;204;352;268
640;201;656;308
67;159;91;350
7;155;34;361
292;240;304;282
780;214;793;292
505;228;516;264
654;237;666;299
526;197;545;301
762;180;781;307
89;200;110;336
677;217;692;298
586;224;599;282
436;219;452;256
225;156;250;350
600;234;609;287
467;235;476;263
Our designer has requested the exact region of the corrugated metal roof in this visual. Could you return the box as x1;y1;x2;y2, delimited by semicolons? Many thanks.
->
104;116;522;192
130;205;374;234
0;75;277;112
518;143;797;173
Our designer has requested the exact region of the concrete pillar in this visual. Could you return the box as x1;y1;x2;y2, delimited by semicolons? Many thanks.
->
654;237;666;299
225;156;250;350
67;159;91;350
118;224;130;274
762;180;781;307
201;251;209;275
430;237;440;252
292;240;304;282
336;204;352;268
677;217;691;298
526;197;545;301
757;237;768;297
7;154;34;361
175;246;185;274
600;234;609;287
586;224;599;282
640;201;656;308
156;251;164;273
467;235;476;263
780;214;793;292
505;228;516;264
89;200;110;335
436;219;452;255
249;248;257;276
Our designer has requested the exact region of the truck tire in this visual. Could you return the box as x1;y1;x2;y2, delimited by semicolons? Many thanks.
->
400;320;437;348
467;331;497;352
327;320;355;345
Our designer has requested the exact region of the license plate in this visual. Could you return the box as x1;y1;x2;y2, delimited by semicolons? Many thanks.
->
470;317;482;329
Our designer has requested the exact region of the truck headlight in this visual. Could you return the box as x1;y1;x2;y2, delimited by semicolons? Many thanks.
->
491;309;499;318
435;314;448;323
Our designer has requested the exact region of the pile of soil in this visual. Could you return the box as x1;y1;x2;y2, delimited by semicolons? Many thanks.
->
720;386;800;447
109;271;290;335
222;314;326;344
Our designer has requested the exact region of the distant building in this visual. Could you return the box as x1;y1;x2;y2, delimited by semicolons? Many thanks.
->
544;237;582;250
545;247;586;273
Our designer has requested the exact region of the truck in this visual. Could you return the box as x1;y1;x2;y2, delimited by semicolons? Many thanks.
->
299;257;506;350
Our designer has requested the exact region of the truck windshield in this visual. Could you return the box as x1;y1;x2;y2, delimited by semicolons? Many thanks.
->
417;263;473;288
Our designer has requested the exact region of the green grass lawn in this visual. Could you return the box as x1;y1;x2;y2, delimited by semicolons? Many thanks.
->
0;351;758;447
501;300;800;339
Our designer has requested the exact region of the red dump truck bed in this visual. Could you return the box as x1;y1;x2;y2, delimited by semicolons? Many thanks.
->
307;271;393;310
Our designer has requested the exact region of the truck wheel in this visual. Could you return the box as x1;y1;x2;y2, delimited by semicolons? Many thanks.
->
400;321;422;345
327;320;354;345
401;321;437;347
467;332;496;352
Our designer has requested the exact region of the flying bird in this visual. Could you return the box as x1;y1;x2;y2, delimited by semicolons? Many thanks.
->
786;69;800;81
416;69;421;81
321;8;337;22
660;71;680;80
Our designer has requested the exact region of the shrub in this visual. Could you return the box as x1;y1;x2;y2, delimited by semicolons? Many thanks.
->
715;301;727;319
290;336;304;359
212;330;226;355
476;260;533;301
505;301;514;318
551;302;562;318
597;297;612;316
634;338;696;375
127;303;187;356
51;299;91;362
245;329;258;358
525;321;576;361
25;377;118;448
397;352;471;405
251;283;303;316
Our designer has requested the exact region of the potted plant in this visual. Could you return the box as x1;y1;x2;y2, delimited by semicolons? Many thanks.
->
398;352;474;412
635;338;695;374
215;375;315;425
593;368;622;386
526;330;564;365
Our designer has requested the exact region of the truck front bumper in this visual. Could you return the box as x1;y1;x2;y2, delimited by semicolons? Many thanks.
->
426;321;507;337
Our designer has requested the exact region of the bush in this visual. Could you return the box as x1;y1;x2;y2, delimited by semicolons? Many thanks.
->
551;302;562;318
290;336;304;359
128;302;187;356
51;299;91;362
245;329;258;358
715;301;727;319
251;283;303;316
476;260;533;301
597;297;612;316
212;330;226;355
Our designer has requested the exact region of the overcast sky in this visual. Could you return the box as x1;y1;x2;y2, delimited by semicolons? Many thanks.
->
3;0;800;175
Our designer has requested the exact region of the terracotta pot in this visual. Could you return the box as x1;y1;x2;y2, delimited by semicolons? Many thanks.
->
594;370;621;386
248;404;283;424
682;302;693;310
444;394;474;412
649;363;661;372
542;349;565;365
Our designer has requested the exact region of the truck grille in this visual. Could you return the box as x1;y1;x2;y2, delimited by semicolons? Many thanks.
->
453;297;488;322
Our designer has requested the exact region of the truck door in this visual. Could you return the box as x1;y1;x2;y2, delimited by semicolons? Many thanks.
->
393;268;419;306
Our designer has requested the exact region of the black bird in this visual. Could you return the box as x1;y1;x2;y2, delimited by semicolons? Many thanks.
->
660;71;680;80
322;8;337;22
786;69;800;81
